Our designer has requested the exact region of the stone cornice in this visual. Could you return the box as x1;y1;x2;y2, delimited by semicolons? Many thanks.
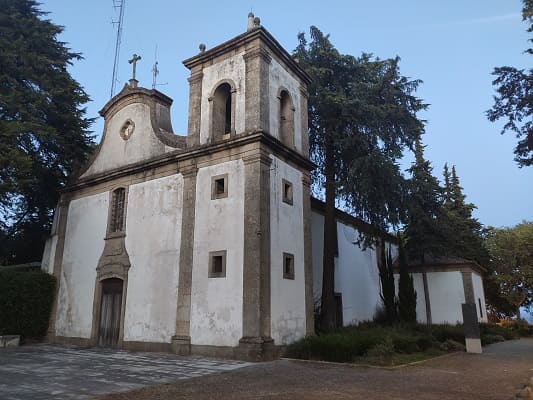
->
61;131;314;193
183;27;312;85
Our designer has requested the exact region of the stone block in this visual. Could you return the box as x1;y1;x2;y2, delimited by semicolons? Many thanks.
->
0;335;20;348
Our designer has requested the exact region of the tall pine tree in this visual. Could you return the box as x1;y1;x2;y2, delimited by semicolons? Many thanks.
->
398;234;417;323
0;0;94;264
294;27;426;329
488;0;533;167
404;138;446;263
441;166;488;264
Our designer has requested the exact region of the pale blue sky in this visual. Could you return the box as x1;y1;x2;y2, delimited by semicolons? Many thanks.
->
43;0;532;228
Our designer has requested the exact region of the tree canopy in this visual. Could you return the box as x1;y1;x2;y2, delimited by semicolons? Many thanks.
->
0;0;94;264
487;0;533;167
484;221;533;319
441;165;488;265
293;26;426;329
404;138;447;263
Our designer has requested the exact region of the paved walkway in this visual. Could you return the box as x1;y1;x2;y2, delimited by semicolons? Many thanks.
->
0;344;250;400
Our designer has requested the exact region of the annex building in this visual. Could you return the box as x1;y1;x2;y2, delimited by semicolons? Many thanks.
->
41;15;487;360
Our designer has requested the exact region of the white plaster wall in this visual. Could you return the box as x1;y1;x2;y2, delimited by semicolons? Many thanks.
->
190;160;245;346
412;273;427;324
269;156;306;345
335;223;381;324
427;271;465;324
123;174;183;343
268;58;302;153
82;103;171;177
41;235;57;275
311;212;381;325
472;272;488;323
55;193;108;338
199;52;246;144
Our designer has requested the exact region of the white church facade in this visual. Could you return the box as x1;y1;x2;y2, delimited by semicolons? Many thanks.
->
41;15;487;360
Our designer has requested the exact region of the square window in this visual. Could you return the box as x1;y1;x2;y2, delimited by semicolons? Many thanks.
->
283;252;295;280
209;250;227;278
282;179;293;205
211;174;228;200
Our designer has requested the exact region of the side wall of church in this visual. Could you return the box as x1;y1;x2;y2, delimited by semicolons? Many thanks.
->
190;160;245;346
123;174;183;343
412;273;428;324
472;272;488;323
311;213;382;325
268;58;303;152
199;52;246;143
269;156;306;344
426;271;465;324
55;193;108;338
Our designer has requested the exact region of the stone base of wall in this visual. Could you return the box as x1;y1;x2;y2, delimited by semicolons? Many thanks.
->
47;335;282;361
52;336;92;347
0;335;20;348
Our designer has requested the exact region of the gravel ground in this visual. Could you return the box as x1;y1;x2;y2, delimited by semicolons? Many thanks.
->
96;339;533;400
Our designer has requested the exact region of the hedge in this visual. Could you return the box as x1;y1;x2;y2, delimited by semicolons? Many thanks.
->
0;270;56;340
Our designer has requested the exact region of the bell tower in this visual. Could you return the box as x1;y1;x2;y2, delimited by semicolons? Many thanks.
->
173;14;314;360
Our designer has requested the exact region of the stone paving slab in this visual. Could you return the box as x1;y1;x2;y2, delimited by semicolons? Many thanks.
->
0;344;251;400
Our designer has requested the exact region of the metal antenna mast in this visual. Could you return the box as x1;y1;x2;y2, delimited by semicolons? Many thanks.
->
110;0;125;97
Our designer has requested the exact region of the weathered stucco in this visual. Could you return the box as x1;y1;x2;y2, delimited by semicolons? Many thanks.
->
268;58;302;153
190;160;245;346
426;271;466;324
41;235;57;275
269;156;306;345
55;193;108;338
82;103;172;177
312;212;382;325
200;52;246;143
335;223;381;324
123;175;183;343
472;272;488;323
411;273;428;323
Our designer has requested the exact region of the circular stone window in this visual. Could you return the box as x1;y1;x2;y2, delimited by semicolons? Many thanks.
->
120;119;135;140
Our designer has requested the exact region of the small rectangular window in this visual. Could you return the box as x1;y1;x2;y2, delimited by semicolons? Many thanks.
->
209;250;227;278
211;174;228;200
282;179;293;205
283;252;294;280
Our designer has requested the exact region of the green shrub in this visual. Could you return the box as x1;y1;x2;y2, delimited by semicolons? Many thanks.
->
285;323;468;363
391;334;420;353
480;323;519;340
439;339;465;352
428;324;465;344
0;270;56;340
481;334;506;345
366;336;395;364
285;330;383;362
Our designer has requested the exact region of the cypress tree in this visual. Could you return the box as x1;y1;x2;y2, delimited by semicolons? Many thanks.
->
398;234;417;323
404;138;446;263
378;240;397;324
442;166;488;264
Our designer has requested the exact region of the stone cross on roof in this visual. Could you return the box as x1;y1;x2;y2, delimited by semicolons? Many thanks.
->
128;54;141;81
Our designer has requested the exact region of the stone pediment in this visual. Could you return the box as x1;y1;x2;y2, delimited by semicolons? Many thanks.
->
78;83;186;179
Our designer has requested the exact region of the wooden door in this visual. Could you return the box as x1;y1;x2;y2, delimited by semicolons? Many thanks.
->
98;278;123;347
